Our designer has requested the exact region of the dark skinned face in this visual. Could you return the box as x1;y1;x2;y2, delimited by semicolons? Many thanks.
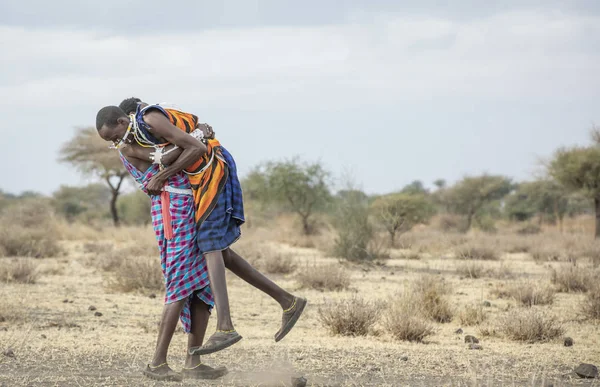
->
98;117;131;147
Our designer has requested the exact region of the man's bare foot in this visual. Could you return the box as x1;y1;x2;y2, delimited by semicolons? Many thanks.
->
182;363;228;380
142;363;182;382
275;297;307;342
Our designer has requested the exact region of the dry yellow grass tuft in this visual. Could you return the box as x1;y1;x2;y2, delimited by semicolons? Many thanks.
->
384;295;435;342
0;258;39;284
412;275;454;323
491;283;556;307
297;263;351;291
109;255;163;293
457;304;487;326
318;295;382;336
499;308;564;343
0;202;62;258
581;284;600;320
551;265;595;292
260;250;297;274
455;243;499;261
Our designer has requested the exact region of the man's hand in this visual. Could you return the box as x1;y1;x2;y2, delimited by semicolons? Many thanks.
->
146;175;167;196
197;123;214;139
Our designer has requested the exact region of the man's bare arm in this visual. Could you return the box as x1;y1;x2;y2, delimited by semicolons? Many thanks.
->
143;111;207;194
127;144;184;167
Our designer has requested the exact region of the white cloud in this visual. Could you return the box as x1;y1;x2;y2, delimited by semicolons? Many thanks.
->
0;8;599;195
1;9;599;115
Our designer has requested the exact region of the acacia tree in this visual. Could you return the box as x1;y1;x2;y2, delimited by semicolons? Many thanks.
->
371;193;434;246
59;127;128;226
505;180;569;229
548;146;600;238
446;175;513;232
254;159;331;235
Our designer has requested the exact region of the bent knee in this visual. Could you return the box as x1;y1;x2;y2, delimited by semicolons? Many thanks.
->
221;248;233;267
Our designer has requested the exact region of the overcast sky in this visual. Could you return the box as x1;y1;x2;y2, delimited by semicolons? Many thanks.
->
1;0;599;195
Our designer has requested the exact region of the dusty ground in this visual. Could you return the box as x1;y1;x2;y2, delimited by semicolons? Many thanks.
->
1;230;599;387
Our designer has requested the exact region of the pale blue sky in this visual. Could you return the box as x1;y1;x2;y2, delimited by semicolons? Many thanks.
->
1;1;599;195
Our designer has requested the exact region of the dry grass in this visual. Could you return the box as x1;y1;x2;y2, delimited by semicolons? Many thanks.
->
499;308;565;343
384;295;435;342
456;262;485;279
581;283;600;320
297;263;351;291
457;304;487;326
0;202;62;258
412;276;453;323
260;251;297;274
455;243;499;261
491;283;556;307
109;255;163;293
530;246;561;263
318;295;382;336
0;258;39;284
456;262;514;280
550;265;595;292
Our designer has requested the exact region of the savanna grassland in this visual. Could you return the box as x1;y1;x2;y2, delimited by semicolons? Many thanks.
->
0;205;599;387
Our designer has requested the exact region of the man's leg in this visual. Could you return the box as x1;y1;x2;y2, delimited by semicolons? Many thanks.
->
222;248;307;342
143;299;186;381
183;295;228;380
190;251;242;356
152;299;186;367
222;248;294;309
204;250;235;331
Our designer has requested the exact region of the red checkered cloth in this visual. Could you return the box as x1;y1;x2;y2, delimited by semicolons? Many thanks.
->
120;153;213;333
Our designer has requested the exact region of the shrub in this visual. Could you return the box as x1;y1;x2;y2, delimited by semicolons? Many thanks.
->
456;262;485;279
530;246;561;263
551;266;595;293
110;255;163;292
458;304;487;326
0;258;39;284
331;191;384;261
581;284;600;320
0;201;62;258
297;264;351;291
499;308;564;343
318;296;382;336
516;224;541;235
260;250;297;275
436;214;467;233
384;295;435;342
412;276;453;323
0;227;62;258
455;244;499;261
491;283;555;307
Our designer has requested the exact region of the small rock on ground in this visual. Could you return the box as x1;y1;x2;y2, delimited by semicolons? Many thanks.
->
292;376;307;387
563;337;574;347
3;349;15;358
88;306;97;311
400;356;409;362
574;363;598;379
482;301;491;307
465;335;479;344
94;312;103;317
149;294;156;299
455;328;463;334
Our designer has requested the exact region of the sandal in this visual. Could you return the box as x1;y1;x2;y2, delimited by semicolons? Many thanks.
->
182;363;228;380
189;330;242;356
275;297;307;342
142;363;182;382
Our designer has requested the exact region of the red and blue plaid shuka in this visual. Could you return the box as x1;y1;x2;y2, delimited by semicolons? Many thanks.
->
119;153;214;333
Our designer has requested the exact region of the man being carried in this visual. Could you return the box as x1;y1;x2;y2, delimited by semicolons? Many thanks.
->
97;100;306;358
